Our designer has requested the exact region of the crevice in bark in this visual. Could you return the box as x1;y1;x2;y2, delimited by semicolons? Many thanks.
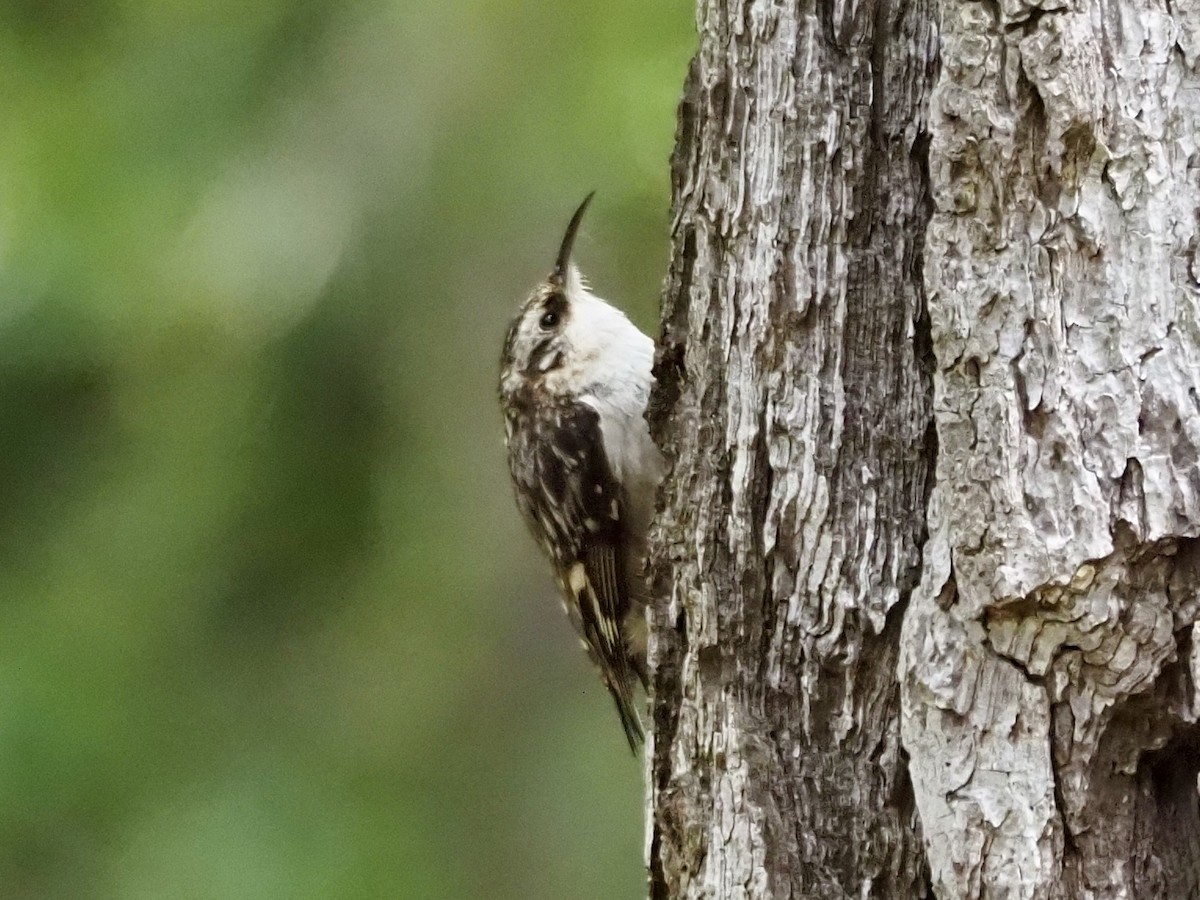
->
653;607;687;781
1003;6;1058;36
888;729;941;898
867;0;891;158
1140;661;1200;893
1012;53;1048;165
1049;697;1082;890
911;105;937;599
1142;747;1200;897
648;827;668;900
649;226;693;447
753;411;779;689
815;0;844;54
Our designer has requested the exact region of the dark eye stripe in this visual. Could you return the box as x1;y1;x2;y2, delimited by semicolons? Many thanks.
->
543;292;567;317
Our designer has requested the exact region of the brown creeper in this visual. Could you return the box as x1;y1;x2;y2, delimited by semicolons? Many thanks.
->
498;194;663;750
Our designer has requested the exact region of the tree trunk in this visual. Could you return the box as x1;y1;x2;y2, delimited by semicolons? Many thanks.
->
904;2;1200;897
647;1;1200;898
646;1;937;895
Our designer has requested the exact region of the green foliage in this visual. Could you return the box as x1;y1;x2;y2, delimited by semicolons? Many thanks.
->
0;2;694;896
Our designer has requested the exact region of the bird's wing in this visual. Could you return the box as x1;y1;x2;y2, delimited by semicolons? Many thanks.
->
507;398;642;748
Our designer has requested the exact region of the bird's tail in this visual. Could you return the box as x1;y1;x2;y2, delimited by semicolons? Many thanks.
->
606;676;644;753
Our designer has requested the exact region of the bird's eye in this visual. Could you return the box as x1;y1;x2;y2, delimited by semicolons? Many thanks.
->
539;310;559;330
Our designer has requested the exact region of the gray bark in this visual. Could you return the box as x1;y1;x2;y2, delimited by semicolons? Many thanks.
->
646;1;937;896
904;2;1200;898
647;1;1200;898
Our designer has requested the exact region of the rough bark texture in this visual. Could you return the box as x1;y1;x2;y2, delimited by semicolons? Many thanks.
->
901;2;1200;898
650;0;1200;898
646;2;938;896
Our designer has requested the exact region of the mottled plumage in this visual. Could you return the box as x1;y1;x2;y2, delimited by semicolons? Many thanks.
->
498;195;663;750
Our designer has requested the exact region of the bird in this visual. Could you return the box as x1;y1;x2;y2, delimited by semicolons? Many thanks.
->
498;194;664;750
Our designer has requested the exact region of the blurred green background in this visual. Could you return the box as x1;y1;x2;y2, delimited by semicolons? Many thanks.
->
0;2;693;897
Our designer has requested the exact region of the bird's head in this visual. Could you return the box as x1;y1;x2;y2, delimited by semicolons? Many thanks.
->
499;194;645;404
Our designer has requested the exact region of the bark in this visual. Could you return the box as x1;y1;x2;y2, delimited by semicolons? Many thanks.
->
648;0;1200;898
646;1;937;896
903;2;1200;898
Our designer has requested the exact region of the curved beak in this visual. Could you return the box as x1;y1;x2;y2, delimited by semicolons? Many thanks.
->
552;191;595;284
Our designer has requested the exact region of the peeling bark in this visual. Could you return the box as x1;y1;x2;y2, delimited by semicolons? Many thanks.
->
650;0;1200;898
